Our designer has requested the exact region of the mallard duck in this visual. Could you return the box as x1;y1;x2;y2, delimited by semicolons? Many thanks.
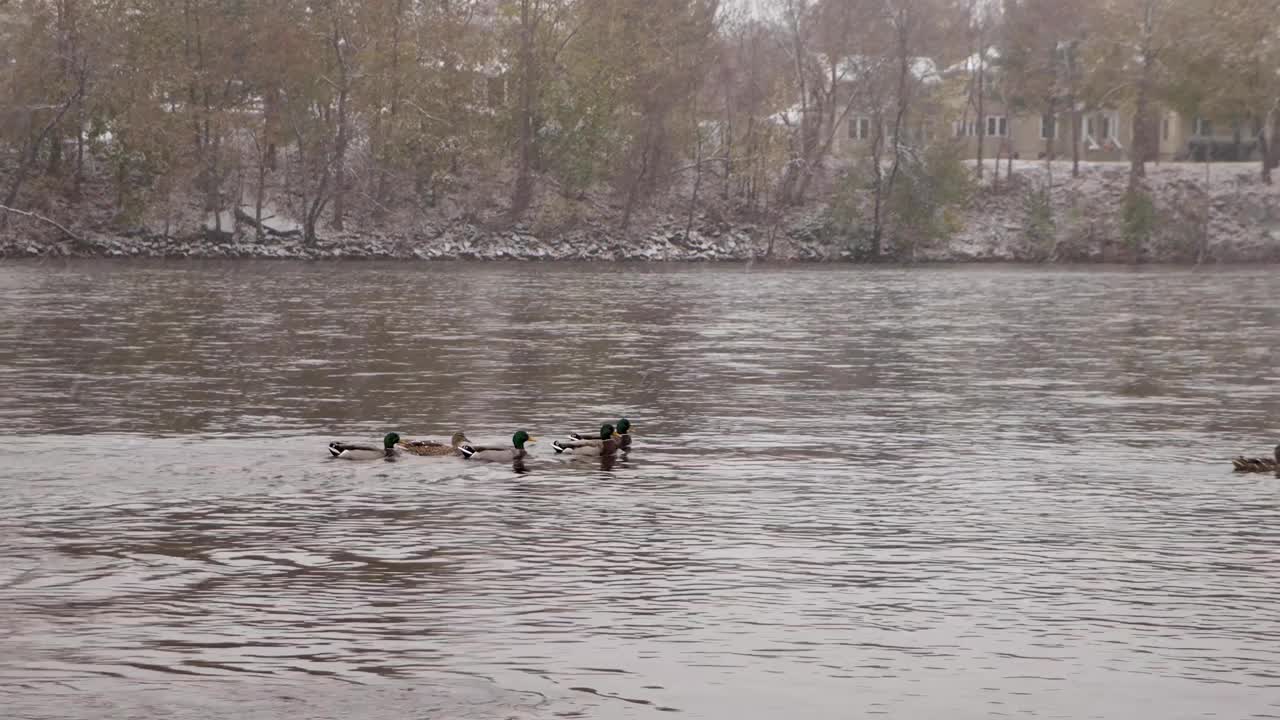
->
328;432;401;460
553;424;622;456
399;431;469;457
459;430;536;462
1232;444;1279;472
568;418;632;451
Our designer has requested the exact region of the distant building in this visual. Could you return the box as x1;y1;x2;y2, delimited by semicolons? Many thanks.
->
799;50;1263;165
946;101;1261;164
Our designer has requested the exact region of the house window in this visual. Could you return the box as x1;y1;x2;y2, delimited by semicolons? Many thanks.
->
986;116;1007;137
1100;114;1114;140
1193;117;1212;136
1040;114;1057;139
849;116;871;140
1161;116;1171;141
956;119;979;137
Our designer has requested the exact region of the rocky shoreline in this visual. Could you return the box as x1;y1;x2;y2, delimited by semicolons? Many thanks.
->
0;223;786;261
4;162;1279;263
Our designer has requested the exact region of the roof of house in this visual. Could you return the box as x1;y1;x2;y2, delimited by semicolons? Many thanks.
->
942;48;1001;76
823;54;942;85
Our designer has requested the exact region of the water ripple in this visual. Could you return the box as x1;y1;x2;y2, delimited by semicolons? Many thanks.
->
1;262;1279;718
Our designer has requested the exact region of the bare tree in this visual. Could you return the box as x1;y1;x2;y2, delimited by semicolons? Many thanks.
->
775;0;863;206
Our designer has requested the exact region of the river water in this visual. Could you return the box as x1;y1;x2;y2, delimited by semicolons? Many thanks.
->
1;260;1278;719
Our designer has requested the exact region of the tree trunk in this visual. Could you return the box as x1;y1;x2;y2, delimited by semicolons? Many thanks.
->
1260;99;1279;184
49;0;74;178
1044;98;1056;162
686;98;704;237
291;120;330;245
790;91;853;205
209;133;224;233
993;140;1002;188
510;0;538;220
264;89;279;171
2;87;81;212
330;24;350;232
73;59;87;200
1129;4;1157;193
777;2;811;205
620;146;650;231
975;50;986;180
1071;109;1081;177
1067;42;1080;178
869;119;884;258
1200;153;1211;262
1260;132;1272;184
881;19;914;258
254;129;268;242
1130;82;1150;191
48;131;64;177
376;0;407;208
721;62;734;202
1270;109;1280;174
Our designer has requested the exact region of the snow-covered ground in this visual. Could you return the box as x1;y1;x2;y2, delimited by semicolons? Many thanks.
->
3;162;1278;262
937;160;1280;262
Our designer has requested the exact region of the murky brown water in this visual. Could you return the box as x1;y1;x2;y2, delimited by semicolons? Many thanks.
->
1;259;1279;719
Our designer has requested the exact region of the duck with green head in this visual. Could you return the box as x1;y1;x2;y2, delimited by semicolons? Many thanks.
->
553;424;622;456
329;432;402;460
399;431;470;457
459;430;536;462
568;418;632;451
1232;443;1280;473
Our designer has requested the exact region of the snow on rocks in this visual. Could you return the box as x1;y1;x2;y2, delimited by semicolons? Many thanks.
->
4;162;1279;262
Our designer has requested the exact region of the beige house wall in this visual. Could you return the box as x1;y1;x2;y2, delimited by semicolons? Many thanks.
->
820;87;1257;165
943;108;1245;163
828;112;946;160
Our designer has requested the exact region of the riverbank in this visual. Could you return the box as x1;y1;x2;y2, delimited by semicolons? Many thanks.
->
3;161;1278;262
936;160;1280;263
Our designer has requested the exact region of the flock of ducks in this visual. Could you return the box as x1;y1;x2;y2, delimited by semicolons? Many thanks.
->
326;418;633;465
328;424;1275;475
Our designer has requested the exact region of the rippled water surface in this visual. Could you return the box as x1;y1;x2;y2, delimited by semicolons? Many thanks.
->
2;260;1279;719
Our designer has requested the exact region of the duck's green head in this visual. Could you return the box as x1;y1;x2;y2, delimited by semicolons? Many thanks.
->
599;423;618;441
616;418;631;434
451;431;469;446
384;432;402;448
513;430;535;448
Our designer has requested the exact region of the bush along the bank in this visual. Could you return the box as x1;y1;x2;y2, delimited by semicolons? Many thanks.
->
1122;188;1157;262
1023;181;1056;261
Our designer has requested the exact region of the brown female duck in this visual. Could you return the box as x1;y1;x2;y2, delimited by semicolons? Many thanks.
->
1232;444;1279;473
399;431;470;457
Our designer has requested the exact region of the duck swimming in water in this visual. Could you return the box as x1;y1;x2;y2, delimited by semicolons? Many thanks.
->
553;424;622;456
328;432;402;460
1232;444;1280;473
459;430;535;462
399;431;470;457
568;418;632;451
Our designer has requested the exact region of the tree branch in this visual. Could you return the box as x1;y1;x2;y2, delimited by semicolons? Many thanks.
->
0;204;84;244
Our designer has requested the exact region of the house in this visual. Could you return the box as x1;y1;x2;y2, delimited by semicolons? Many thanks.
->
938;50;1261;164
822;56;948;160
948;103;1260;164
1159;113;1263;162
948;99;1136;162
781;50;1263;170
